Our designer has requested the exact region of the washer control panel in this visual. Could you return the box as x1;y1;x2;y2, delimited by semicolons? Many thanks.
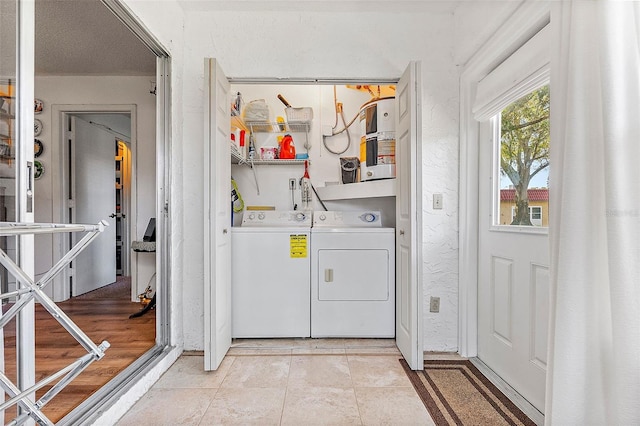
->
313;211;382;227
242;210;312;227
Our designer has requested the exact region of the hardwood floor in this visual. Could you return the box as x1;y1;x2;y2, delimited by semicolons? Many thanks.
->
3;296;156;423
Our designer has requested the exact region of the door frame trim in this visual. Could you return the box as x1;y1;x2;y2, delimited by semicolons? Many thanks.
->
62;55;174;424
458;3;550;357
51;105;138;302
16;0;37;408
218;75;424;365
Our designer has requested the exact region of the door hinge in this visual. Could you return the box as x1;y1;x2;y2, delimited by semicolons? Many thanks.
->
67;199;75;208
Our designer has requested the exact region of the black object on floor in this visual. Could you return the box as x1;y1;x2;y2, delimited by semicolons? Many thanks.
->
129;294;156;319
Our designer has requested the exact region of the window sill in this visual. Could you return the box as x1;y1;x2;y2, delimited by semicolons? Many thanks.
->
489;225;548;235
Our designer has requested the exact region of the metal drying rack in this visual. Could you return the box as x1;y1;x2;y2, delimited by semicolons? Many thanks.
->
0;221;110;426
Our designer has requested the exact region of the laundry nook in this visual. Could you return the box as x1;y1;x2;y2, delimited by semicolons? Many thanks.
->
226;84;400;340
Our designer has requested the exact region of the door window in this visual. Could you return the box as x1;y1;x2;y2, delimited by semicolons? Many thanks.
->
495;85;550;227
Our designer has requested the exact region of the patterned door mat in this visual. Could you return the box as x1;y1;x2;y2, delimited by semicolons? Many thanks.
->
400;359;536;425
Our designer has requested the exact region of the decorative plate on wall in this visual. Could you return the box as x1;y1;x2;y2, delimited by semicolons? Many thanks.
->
34;139;43;158
34;160;44;179
34;99;44;114
34;119;43;136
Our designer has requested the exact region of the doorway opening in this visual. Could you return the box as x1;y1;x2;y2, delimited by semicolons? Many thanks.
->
115;139;132;277
204;60;423;371
66;113;132;299
46;108;142;304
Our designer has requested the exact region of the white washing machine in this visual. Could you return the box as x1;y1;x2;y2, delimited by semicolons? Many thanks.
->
311;211;395;337
232;210;311;338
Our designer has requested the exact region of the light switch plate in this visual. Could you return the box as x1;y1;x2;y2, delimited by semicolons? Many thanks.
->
430;296;440;313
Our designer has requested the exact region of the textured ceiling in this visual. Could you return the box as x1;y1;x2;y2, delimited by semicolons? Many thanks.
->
35;0;156;76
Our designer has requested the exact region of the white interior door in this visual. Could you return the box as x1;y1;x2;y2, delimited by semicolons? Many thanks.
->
204;58;232;370
395;61;423;370
477;121;549;412
72;116;116;296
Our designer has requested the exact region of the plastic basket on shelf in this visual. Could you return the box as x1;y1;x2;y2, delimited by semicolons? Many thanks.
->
285;107;313;123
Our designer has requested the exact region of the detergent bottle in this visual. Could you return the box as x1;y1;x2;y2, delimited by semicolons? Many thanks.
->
280;134;296;159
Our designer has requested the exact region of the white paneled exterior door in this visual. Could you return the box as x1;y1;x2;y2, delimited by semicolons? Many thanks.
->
395;62;423;370
204;58;232;370
477;121;549;412
72;116;117;296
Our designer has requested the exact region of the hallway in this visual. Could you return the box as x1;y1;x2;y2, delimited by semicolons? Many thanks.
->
117;339;434;425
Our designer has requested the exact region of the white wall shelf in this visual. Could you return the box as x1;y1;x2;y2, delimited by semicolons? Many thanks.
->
246;121;310;134
231;148;308;166
230;116;311;166
315;179;396;201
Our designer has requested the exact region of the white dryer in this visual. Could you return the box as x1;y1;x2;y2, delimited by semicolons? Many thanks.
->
232;210;311;338
311;211;395;338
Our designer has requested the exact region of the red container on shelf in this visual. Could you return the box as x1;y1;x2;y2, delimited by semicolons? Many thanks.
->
279;134;296;159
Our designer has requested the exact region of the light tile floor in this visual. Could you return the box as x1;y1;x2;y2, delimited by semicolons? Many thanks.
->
117;339;435;425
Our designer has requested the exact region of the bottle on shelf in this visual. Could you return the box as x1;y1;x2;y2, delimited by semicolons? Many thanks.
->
280;134;296;159
301;160;312;210
276;135;284;159
239;129;246;158
248;133;256;160
231;92;243;116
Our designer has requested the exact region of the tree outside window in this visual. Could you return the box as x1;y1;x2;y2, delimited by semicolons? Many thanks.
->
500;85;550;226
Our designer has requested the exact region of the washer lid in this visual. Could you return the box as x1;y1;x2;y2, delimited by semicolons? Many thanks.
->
241;210;312;227
313;210;382;227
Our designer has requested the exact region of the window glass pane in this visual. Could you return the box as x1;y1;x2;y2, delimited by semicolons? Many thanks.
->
0;0;17;223
531;206;542;219
497;85;549;227
0;2;19;417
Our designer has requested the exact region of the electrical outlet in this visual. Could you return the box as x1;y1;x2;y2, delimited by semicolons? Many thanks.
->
289;178;297;190
433;193;443;210
430;296;440;313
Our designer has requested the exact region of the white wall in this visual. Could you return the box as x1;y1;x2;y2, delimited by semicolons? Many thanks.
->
79;113;132;140
34;76;156;299
121;0;519;353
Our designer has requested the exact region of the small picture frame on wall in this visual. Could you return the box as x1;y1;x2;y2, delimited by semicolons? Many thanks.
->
34;160;44;179
34;139;43;158
34;98;44;114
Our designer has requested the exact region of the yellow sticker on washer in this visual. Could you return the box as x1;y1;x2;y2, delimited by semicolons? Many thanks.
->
290;234;307;258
